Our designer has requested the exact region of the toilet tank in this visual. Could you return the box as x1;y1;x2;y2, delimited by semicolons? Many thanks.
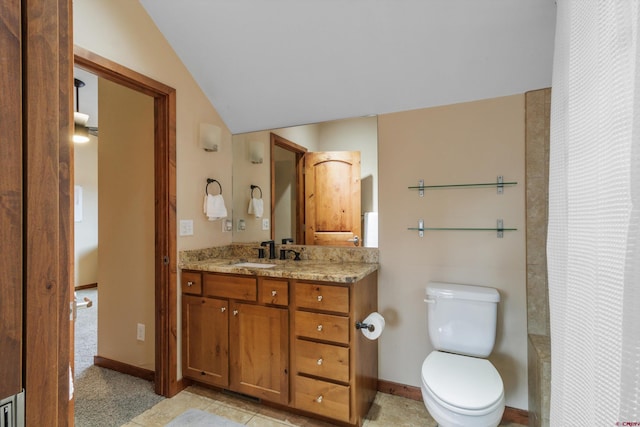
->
425;282;500;358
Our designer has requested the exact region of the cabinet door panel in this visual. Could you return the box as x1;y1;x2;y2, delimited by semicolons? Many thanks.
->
182;296;229;387
230;303;289;404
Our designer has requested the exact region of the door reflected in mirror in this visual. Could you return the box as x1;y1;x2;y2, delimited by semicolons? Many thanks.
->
231;116;378;247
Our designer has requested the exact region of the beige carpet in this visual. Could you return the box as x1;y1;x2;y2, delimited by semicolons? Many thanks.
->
73;289;164;427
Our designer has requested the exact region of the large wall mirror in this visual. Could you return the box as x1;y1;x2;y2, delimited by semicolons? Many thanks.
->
231;116;378;247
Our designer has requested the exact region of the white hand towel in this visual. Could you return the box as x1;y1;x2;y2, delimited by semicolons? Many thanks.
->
203;194;227;221
248;197;264;218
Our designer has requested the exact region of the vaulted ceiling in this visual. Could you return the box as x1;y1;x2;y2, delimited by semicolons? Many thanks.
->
139;0;557;134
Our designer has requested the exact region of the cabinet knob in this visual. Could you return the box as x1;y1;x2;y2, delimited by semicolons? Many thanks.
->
315;395;323;403
233;310;239;316
187;281;194;287
316;324;323;332
220;307;226;313
317;358;323;366
271;290;278;297
317;295;323;302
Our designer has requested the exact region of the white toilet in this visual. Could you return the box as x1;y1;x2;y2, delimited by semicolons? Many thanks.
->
420;282;505;427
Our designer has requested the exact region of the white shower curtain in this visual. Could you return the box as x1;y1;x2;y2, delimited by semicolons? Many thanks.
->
548;1;640;425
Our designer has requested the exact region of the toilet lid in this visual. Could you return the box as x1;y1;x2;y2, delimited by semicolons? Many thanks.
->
422;351;503;411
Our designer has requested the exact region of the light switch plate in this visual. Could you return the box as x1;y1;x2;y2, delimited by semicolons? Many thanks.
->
179;219;193;236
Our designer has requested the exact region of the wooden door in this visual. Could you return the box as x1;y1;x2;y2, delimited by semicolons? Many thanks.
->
230;303;289;404
182;296;229;387
0;0;23;402
305;151;361;246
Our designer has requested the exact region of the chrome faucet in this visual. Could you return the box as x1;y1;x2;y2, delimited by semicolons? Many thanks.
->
260;240;276;259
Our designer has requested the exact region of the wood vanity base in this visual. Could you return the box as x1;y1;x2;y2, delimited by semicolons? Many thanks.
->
181;269;378;427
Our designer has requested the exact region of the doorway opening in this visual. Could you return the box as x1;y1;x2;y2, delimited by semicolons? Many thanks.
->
73;46;178;399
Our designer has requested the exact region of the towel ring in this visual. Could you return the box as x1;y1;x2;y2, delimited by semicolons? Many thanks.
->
206;178;222;195
250;184;262;198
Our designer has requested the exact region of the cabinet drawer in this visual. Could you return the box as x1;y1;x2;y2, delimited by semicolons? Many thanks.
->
296;339;349;383
204;273;257;301
294;376;350;422
295;311;349;344
258;278;289;306
295;283;349;314
181;271;202;295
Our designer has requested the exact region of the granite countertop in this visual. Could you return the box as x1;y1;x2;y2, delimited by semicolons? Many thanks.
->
180;258;378;284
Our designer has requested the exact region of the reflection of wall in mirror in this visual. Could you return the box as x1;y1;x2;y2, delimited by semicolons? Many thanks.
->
274;151;296;243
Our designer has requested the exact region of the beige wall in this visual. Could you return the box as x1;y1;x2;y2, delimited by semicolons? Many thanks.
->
75;0;232;253
377;95;528;409
74;135;98;287
75;0;232;372
97;79;155;369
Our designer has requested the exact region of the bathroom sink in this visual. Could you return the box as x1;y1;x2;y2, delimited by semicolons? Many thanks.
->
232;262;276;269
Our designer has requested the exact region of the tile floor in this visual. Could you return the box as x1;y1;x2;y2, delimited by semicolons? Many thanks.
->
123;384;526;427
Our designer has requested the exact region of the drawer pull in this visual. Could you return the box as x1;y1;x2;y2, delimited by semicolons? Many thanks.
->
317;295;323;302
271;290;278;297
220;307;226;313
187;281;194;287
316;324;323;332
315;395;323;403
317;358;323;365
233;310;239;316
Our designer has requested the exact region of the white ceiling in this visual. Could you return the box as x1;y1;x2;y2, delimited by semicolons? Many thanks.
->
139;0;557;134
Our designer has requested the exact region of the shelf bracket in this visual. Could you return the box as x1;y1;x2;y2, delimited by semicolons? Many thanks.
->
497;219;504;238
418;179;424;197
418;219;424;237
497;176;504;195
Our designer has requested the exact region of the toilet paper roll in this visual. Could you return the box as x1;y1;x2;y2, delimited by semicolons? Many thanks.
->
361;312;385;340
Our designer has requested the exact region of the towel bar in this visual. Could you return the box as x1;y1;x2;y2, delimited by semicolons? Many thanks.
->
206;178;222;195
250;184;262;198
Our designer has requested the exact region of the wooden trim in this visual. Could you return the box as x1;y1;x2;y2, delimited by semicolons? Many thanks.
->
74;47;178;398
269;133;307;243
0;0;23;401
94;356;155;382
75;282;98;290
377;379;422;401
377;379;528;425
23;0;73;425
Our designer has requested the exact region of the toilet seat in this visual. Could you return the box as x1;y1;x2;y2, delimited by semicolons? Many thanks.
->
421;351;503;413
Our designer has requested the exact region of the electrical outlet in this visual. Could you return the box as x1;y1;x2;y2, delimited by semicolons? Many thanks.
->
222;219;233;232
262;218;270;230
179;220;193;236
137;323;145;341
237;219;246;231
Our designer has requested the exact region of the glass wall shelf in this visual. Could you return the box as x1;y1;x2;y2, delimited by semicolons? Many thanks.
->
409;176;517;196
409;219;516;238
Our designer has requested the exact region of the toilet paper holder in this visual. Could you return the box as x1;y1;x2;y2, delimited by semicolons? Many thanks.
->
355;321;376;332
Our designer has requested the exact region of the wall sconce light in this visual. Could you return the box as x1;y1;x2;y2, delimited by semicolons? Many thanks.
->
200;123;220;152
73;78;90;143
249;140;264;164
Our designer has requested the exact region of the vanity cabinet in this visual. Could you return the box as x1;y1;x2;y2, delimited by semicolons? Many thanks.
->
181;268;378;426
182;272;288;402
291;274;378;426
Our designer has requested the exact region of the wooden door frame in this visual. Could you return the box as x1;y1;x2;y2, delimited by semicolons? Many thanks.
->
73;46;178;398
270;133;306;243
